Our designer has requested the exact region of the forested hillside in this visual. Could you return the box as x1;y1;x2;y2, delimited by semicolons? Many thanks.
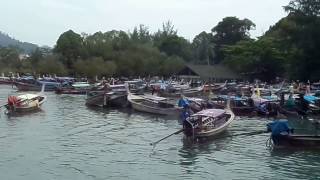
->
0;31;38;54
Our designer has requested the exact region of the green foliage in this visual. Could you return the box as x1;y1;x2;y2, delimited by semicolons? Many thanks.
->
192;32;215;65
0;47;22;72
74;57;116;78
153;21;192;61
222;1;320;82
161;56;185;76
48;24;191;78
29;48;43;65
224;38;287;81
212;17;255;45
130;24;152;44
37;55;67;75
212;17;256;64
284;0;320;16
54;30;86;69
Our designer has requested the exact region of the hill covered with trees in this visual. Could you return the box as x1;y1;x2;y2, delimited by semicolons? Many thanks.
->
0;32;38;54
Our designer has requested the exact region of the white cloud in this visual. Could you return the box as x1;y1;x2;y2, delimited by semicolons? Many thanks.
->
0;0;290;46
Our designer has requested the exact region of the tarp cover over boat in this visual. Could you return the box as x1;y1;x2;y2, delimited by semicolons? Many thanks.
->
267;120;291;136
17;94;39;100
191;109;225;118
304;95;319;104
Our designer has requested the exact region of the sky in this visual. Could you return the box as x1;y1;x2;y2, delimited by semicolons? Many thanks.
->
0;0;291;47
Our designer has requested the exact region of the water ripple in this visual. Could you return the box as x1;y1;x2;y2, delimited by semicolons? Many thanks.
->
1;85;320;179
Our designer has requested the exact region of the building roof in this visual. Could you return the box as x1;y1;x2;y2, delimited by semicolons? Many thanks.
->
179;64;241;80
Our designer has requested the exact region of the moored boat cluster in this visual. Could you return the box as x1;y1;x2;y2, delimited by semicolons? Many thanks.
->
1;74;320;149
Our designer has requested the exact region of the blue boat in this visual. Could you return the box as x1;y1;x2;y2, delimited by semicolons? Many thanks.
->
14;76;62;91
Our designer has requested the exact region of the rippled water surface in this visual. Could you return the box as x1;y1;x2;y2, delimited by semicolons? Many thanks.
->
0;85;320;180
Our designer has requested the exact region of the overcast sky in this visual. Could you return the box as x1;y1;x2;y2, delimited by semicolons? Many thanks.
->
0;0;290;47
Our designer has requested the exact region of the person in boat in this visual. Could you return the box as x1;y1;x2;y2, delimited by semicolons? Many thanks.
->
285;93;296;110
179;95;192;126
151;85;155;95
306;82;311;95
178;95;189;108
180;103;194;136
267;119;294;145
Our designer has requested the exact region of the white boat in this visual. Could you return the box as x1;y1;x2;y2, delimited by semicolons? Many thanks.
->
127;93;181;115
184;108;235;138
5;93;46;113
159;85;204;97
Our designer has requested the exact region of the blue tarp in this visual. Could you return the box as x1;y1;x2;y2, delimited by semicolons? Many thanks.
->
262;96;278;101
304;95;319;104
178;98;189;108
180;111;190;122
267;120;291;136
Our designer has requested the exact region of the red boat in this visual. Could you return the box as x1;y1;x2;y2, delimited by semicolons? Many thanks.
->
0;76;12;85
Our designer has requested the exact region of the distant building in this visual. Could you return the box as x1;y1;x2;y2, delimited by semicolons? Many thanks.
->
19;54;30;60
177;64;242;82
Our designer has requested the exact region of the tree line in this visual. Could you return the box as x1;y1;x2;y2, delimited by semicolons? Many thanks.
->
0;0;319;82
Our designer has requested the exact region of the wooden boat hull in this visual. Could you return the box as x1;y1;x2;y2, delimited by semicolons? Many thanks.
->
0;80;13;85
160;91;202;98
128;94;181;115
55;88;87;95
210;100;254;116
232;107;255;116
272;135;320;148
15;82;58;91
86;92;105;107
159;86;204;98
278;106;301;118
130;101;180;115
109;94;128;107
86;91;128;107
184;109;235;138
13;103;41;112
6;95;46;113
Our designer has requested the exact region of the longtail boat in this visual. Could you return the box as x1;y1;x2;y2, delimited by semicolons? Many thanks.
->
5;92;46;114
210;95;254;116
55;82;92;95
85;84;128;107
183;108;235;138
158;85;204;98
127;93;181;115
14;76;61;91
267;120;320;148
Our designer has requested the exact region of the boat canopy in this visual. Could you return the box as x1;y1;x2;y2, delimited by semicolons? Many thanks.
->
142;94;167;101
218;95;247;101
17;94;40;100
192;109;225;118
186;97;205;102
72;83;91;88
0;76;10;80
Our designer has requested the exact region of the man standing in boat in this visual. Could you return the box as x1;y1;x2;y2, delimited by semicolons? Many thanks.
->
178;95;193;134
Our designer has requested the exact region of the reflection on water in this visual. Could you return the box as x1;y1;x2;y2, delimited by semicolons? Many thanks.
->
1;85;320;179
